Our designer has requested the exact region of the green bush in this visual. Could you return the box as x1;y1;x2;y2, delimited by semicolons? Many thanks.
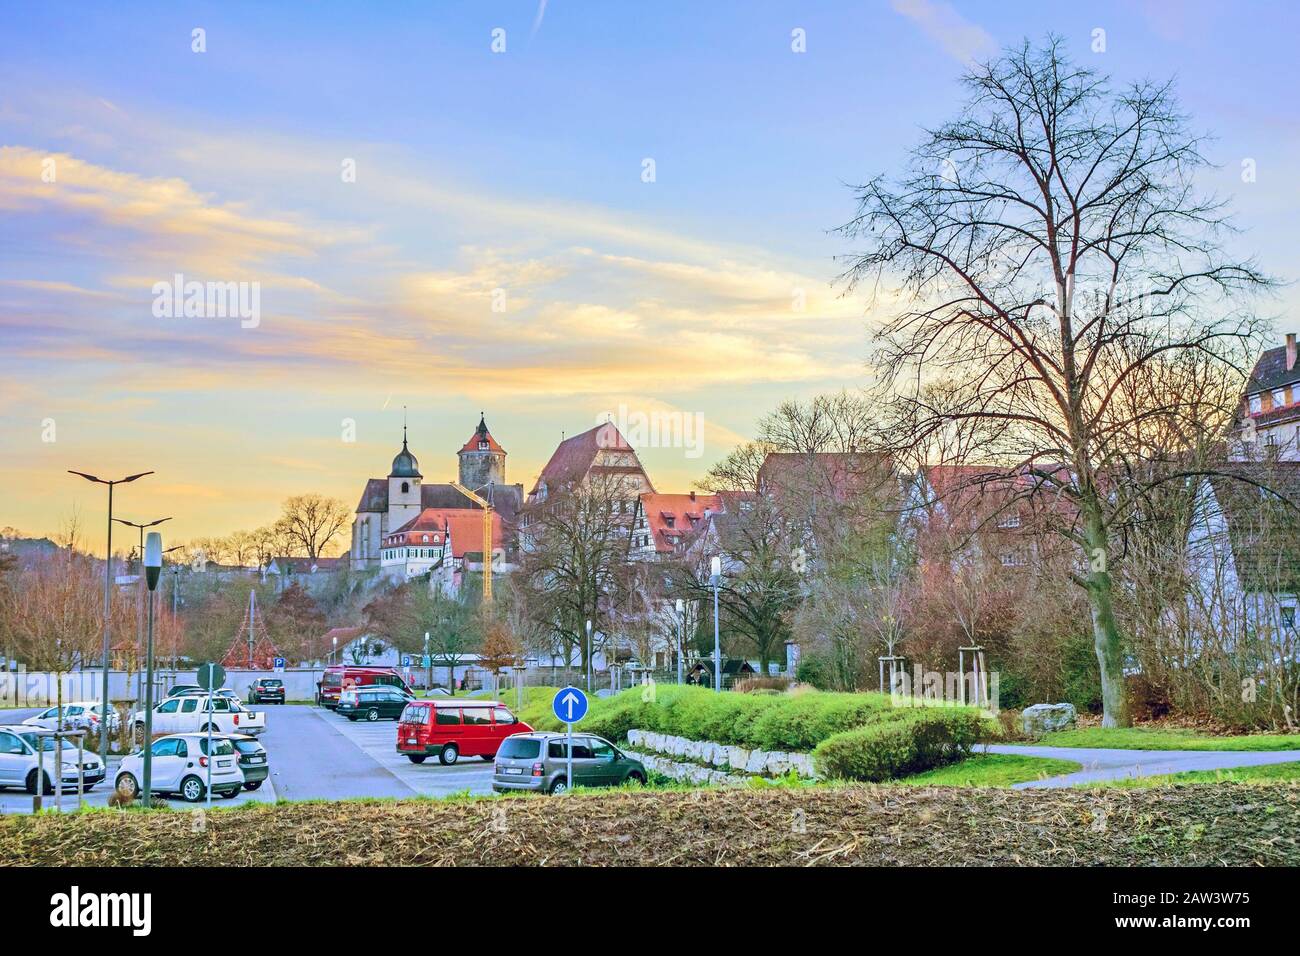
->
747;692;894;751
812;709;995;782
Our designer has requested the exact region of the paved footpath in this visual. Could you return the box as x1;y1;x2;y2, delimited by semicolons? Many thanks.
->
985;743;1300;788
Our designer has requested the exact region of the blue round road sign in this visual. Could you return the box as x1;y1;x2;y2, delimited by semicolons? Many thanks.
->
551;686;589;724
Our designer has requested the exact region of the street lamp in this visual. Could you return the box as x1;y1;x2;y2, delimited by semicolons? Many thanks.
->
332;635;338;665
114;516;173;702
710;556;722;693
141;531;163;808
67;469;153;760
675;598;685;685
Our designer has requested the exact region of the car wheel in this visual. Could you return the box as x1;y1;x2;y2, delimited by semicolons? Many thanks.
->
26;768;54;796
133;723;145;746
180;776;206;803
439;744;459;765
200;724;215;733
346;715;357;721
115;774;140;800
244;780;263;791
220;788;239;799
481;754;495;762
626;771;645;785
366;708;379;722
406;755;427;764
549;777;568;795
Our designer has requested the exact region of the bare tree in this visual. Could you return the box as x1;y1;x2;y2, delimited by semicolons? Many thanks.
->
277;494;350;560
838;38;1273;725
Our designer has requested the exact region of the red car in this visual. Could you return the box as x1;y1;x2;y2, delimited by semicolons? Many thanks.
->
396;699;531;765
316;666;413;709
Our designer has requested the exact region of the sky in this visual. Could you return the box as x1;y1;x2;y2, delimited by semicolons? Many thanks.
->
2;0;1299;553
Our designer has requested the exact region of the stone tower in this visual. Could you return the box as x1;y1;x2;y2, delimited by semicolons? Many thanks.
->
458;413;506;491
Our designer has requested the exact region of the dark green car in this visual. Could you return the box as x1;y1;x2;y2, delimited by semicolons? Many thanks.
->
337;685;414;721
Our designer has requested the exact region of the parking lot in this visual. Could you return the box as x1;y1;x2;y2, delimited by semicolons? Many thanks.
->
0;702;495;814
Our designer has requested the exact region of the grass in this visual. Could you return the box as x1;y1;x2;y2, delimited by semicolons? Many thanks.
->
892;753;1083;787
1024;727;1300;751
1081;760;1300;789
5;783;1297;866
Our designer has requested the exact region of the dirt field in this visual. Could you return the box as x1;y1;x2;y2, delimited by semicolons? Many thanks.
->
3;783;1298;866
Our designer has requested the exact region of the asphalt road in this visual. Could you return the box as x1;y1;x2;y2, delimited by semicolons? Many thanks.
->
1;702;496;813
986;743;1300;788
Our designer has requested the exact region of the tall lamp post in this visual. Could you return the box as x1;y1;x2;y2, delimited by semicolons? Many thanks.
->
141;531;163;808
67;469;153;761
113;517;172;702
675;598;685;685
710;556;722;692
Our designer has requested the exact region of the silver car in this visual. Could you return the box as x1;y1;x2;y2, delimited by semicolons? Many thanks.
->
491;732;646;794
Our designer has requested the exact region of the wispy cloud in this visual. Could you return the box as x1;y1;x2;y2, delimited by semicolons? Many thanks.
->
891;0;996;65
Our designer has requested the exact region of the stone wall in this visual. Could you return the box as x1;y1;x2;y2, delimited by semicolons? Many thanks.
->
626;729;817;779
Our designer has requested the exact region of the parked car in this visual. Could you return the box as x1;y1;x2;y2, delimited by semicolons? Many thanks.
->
491;732;646;794
21;701;119;734
176;686;240;702
165;684;204;698
218;733;269;790
338;684;414;721
316;665;413;709
396;699;530;765
248;678;286;704
0;725;105;794
132;693;266;742
116;733;243;802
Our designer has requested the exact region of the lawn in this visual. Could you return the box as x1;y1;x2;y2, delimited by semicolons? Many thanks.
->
1081;760;1300;789
893;753;1082;787
1024;727;1300;751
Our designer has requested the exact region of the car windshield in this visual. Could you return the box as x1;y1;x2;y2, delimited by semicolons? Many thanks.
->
199;738;236;756
498;738;541;760
19;733;60;752
261;680;282;687
232;740;263;754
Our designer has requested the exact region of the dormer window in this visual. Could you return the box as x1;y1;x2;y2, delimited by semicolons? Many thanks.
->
422;534;430;543
478;440;489;450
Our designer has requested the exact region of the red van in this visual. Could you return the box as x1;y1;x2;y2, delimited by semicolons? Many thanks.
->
316;666;413;709
396;699;532;765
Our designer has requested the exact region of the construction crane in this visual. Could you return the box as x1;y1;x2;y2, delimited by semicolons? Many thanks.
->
450;481;494;604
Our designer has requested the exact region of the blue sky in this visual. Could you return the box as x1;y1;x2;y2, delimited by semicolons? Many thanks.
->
2;1;1297;550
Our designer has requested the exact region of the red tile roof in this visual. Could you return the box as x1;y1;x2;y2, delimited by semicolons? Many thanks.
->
639;492;723;553
389;508;504;559
531;422;650;494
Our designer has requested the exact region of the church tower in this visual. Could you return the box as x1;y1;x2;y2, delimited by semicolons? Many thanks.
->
458;413;507;491
387;422;423;531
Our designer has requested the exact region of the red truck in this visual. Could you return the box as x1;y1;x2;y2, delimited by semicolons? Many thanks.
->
315;666;413;710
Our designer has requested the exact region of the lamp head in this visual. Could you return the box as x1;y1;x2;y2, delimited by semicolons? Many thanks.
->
711;555;722;578
675;598;685;613
144;531;163;590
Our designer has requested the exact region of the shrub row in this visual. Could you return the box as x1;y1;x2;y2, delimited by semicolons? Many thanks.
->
811;709;991;782
514;684;993;758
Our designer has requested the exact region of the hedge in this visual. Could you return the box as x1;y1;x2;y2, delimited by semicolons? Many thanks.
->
811;709;992;782
509;686;993;775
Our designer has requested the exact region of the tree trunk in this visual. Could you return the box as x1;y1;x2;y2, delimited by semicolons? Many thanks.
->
1084;514;1129;727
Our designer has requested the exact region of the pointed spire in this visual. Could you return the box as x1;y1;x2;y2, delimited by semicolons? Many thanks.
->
402;405;409;448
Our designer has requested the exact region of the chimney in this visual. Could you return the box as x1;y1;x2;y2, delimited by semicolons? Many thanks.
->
1288;333;1297;372
689;490;696;502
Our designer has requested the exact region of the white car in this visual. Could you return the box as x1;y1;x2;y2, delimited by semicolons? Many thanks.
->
116;733;244;802
132;693;267;742
22;701;119;735
0;725;105;793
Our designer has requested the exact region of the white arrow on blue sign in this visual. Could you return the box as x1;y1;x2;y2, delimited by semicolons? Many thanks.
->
552;686;589;724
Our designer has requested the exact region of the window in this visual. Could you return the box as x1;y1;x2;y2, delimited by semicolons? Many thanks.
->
1274;389;1286;407
590;739;615;759
157;699;179;714
462;708;492;725
151;738;180;758
401;482;410;494
174;740;189;758
199;738;235;756
498;738;540;760
997;513;1021;529
493;707;516;725
570;738;596;759
435;708;461;725
400;704;430;725
547;740;567;759
1249;394;1262;414
180;698;198;713
1282;607;1296;628
0;732;24;755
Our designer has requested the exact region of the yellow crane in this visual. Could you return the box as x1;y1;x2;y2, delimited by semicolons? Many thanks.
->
450;481;494;604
